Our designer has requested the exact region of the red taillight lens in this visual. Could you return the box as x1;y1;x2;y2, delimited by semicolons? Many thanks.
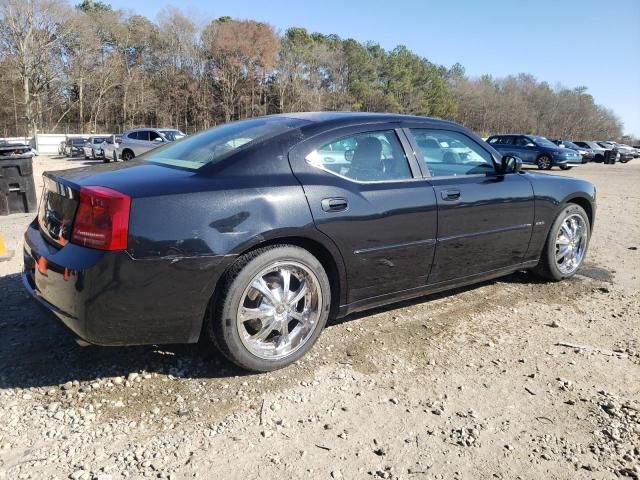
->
71;186;131;251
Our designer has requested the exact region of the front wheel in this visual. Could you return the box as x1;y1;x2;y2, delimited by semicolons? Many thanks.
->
122;150;134;161
531;204;590;281
537;155;552;170
206;245;331;372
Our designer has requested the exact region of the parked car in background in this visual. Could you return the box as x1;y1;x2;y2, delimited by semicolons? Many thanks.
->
550;139;594;163
572;141;610;163
486;134;582;169
597;141;634;163
617;144;639;159
23;112;596;372
65;138;88;157
101;134;122;163
58;141;66;156
83;136;109;159
118;128;186;161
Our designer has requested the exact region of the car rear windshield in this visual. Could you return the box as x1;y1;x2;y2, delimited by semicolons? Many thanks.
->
145;117;310;170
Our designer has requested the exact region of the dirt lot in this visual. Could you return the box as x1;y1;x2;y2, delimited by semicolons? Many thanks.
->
0;157;638;480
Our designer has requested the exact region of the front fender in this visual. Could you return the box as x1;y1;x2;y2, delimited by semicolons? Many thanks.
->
524;173;596;262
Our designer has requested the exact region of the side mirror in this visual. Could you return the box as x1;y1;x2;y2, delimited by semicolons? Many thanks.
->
500;155;522;174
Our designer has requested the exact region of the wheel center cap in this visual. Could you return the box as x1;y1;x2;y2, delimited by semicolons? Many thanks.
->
276;305;286;314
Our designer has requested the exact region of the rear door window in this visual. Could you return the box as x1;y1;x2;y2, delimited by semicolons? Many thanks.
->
305;130;412;182
137;131;150;142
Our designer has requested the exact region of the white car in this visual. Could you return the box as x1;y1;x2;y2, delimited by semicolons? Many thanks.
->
101;134;122;163
82;136;109;159
118;128;186;161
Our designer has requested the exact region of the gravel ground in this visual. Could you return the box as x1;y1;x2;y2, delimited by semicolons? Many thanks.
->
0;157;638;480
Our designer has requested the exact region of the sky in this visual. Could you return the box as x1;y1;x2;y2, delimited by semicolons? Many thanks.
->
106;0;640;137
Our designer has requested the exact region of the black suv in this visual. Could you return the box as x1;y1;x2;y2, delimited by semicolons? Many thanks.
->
486;134;582;170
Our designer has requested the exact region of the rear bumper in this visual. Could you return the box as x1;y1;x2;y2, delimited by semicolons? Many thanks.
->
22;220;229;346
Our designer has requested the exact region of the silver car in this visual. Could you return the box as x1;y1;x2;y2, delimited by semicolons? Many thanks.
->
118;128;186;161
100;134;122;163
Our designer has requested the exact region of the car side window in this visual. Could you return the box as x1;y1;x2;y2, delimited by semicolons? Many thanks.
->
138;131;150;141
515;136;534;147
305;130;412;182
127;132;139;140
410;129;495;177
149;131;162;141
488;136;511;145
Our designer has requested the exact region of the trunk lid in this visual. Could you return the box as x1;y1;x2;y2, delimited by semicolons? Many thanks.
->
37;160;205;248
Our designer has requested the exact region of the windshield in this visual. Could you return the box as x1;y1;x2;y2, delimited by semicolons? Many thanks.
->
561;141;581;149
530;135;557;148
71;139;85;145
159;130;186;141
146;117;310;169
93;137;107;143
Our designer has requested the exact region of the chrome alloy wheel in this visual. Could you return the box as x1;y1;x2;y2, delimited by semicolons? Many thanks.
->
555;214;588;275
236;261;322;360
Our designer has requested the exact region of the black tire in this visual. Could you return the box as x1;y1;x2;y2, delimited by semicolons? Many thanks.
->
537;155;552;170
205;245;331;372
559;165;572;170
531;204;590;281
594;154;603;163
103;157;110;163
113;151;118;162
122;149;134;161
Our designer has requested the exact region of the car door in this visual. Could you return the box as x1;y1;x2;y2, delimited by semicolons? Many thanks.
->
406;128;535;285
133;130;150;155
512;135;540;164
148;130;165;152
289;125;438;304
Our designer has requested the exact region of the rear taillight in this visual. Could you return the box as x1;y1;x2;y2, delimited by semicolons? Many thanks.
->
71;186;131;251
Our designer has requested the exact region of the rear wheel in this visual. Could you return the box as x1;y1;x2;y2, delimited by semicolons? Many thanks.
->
113;151;118;162
122;149;134;161
537;155;552;170
206;245;331;372
531;204;590;281
559;165;572;170
594;154;603;163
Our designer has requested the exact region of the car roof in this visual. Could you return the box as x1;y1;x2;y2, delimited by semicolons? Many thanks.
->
269;111;461;129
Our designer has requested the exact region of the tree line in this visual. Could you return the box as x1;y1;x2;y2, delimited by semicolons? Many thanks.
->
0;0;628;142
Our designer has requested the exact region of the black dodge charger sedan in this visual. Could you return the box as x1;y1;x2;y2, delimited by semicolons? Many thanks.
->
23;113;596;371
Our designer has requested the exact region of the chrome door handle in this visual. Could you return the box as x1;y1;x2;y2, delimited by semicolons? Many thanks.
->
441;189;461;201
321;197;348;212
